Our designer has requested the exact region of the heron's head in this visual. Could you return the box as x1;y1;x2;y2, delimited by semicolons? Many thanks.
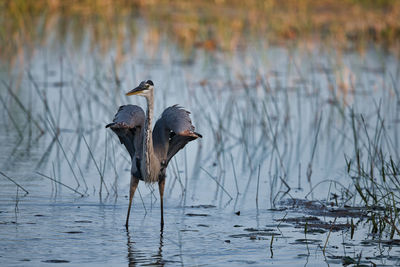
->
126;80;154;97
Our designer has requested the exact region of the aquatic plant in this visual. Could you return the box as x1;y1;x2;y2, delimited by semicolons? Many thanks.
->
346;108;400;238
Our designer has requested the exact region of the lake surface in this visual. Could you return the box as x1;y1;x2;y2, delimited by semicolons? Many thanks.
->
1;7;400;266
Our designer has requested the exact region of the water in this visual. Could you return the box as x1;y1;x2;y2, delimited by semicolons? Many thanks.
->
1;9;400;266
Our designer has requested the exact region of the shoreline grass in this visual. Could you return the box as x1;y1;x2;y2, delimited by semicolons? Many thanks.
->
1;0;400;68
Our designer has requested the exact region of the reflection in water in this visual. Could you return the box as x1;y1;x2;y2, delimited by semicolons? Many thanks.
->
153;229;164;267
126;228;164;267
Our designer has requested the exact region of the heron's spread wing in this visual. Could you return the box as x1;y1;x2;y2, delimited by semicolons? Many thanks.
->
166;134;200;164
106;105;145;159
160;105;199;137
154;105;201;164
107;105;145;129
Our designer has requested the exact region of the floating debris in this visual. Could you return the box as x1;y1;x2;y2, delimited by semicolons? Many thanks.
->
74;220;92;223
186;205;216;209
229;228;280;239
279;199;368;218
42;259;70;263
361;239;400;246
276;216;351;232
291;239;322;245
185;213;209;217
244;228;275;232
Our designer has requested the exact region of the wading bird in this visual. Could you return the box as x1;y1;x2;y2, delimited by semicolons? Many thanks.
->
106;80;201;228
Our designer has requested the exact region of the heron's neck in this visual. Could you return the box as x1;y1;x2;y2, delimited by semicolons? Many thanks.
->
142;91;159;182
144;92;154;141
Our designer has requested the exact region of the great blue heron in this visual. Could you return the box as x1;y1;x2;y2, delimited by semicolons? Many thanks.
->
106;80;202;228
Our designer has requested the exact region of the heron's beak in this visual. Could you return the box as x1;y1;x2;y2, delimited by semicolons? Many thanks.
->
126;85;145;96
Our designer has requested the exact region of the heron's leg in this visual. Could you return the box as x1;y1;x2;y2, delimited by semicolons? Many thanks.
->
126;175;139;229
158;177;166;227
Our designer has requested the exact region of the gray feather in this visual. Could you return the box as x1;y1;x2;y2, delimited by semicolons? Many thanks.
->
166;135;198;164
108;105;145;129
160;105;195;135
106;105;145;161
153;105;201;164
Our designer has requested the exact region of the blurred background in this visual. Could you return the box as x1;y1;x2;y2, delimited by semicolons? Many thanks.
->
2;0;400;68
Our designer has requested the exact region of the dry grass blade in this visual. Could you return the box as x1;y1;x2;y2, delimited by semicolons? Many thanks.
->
2;80;44;134
82;135;109;195
323;217;337;255
200;167;233;201
0;171;29;194
0;94;23;139
36;172;85;197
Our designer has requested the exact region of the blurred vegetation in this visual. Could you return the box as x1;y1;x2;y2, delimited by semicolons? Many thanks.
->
1;0;400;66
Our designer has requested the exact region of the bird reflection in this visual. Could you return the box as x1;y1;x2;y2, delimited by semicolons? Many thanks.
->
126;228;164;267
154;229;164;266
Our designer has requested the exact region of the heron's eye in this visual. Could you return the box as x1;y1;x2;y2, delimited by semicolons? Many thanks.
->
146;80;154;86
